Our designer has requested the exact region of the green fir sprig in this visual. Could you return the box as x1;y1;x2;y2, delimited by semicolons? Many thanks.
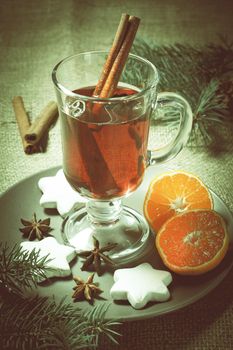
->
0;296;120;349
133;37;233;145
84;303;121;347
0;243;50;296
0;243;121;349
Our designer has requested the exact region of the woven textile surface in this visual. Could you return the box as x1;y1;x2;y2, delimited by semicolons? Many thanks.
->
0;1;233;349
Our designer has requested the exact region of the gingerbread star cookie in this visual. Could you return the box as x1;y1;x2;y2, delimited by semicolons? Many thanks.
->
20;237;76;281
38;169;86;216
110;263;172;309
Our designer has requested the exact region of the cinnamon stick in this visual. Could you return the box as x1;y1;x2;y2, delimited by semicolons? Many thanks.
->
96;15;140;98
78;14;140;195
93;13;130;97
25;101;58;144
12;96;40;154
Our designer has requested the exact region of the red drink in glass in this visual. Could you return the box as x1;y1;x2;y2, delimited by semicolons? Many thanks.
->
52;50;192;262
60;86;150;199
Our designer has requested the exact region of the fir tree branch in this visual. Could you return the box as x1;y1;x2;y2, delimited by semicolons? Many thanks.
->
0;296;120;350
198;37;233;81
0;296;88;349
0;243;50;297
133;37;233;145
84;303;121;347
194;79;229;122
0;244;121;349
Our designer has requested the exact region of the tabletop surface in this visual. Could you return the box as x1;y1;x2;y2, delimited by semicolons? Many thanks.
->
0;1;233;349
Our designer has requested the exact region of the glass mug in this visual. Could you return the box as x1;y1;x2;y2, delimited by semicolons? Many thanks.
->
52;51;193;264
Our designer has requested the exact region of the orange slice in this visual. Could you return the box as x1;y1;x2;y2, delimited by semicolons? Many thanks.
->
156;209;229;275
144;171;213;233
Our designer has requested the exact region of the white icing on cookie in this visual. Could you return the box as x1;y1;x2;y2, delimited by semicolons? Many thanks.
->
38;169;86;216
110;262;172;309
20;237;76;281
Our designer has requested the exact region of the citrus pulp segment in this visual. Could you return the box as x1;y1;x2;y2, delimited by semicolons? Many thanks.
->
144;171;213;233
155;209;229;275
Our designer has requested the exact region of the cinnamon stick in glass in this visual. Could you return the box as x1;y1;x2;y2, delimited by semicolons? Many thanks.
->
75;14;140;193
94;15;140;98
12;96;40;154
93;13;130;97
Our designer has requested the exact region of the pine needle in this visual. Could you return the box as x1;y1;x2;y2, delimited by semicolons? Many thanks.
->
132;37;233;145
0;244;121;349
0;243;50;297
84;303;121;347
0;295;121;349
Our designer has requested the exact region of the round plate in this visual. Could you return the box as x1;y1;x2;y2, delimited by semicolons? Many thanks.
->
0;166;233;321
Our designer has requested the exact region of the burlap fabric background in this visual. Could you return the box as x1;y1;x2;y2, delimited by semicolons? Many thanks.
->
0;1;233;349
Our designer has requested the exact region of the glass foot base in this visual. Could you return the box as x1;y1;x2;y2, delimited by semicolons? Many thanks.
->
62;206;151;265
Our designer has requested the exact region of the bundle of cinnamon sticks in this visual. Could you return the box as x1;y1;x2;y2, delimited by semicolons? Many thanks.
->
76;13;141;194
12;96;58;154
93;13;140;98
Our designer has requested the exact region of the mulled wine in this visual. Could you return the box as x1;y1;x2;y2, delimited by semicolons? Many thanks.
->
60;86;150;199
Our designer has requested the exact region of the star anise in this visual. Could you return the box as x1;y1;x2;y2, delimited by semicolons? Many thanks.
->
78;237;117;276
72;273;103;303
19;213;52;240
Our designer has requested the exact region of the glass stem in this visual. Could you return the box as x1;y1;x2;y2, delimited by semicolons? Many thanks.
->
86;199;123;225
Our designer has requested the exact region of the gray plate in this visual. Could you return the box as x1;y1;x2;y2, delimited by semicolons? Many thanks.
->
0;166;233;321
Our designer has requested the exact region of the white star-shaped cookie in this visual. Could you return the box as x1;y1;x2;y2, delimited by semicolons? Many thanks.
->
38;169;86;216
110;263;172;309
20;237;76;281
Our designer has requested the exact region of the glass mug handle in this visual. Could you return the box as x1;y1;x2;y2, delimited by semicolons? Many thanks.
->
148;92;193;165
